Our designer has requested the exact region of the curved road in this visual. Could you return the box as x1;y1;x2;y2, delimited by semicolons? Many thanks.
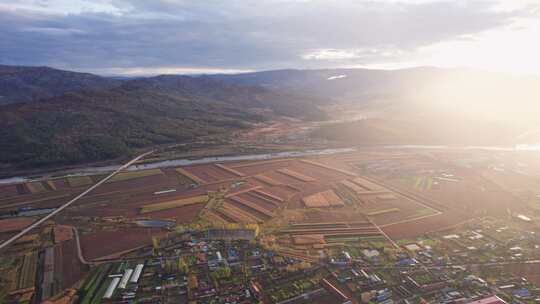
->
0;151;154;251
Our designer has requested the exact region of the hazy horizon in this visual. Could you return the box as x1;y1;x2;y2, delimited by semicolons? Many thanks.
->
2;0;540;76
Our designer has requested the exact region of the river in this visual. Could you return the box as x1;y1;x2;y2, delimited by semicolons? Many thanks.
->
3;144;540;185
0;147;355;185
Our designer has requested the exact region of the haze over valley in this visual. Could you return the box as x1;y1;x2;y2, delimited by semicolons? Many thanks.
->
3;1;540;304
2;65;540;176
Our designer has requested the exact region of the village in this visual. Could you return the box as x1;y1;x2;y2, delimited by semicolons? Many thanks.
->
42;217;540;304
2;149;540;303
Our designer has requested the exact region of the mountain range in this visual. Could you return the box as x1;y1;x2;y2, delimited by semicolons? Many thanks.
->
0;65;325;171
2;64;540;173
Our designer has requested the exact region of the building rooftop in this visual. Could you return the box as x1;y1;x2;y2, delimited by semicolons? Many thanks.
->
468;295;507;304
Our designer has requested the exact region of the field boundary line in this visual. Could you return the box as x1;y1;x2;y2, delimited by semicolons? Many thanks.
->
378;210;443;228
0;150;154;251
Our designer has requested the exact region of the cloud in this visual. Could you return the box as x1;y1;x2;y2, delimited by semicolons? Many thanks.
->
0;0;535;75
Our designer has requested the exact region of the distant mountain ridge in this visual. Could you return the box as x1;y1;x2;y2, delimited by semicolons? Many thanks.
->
0;65;326;171
209;67;444;102
2;64;540;173
0;65;121;105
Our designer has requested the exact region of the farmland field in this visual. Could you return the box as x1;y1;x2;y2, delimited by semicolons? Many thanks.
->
18;251;38;289
0;218;35;233
1;148;528;262
302;190;344;208
66;176;94;187
0;184;20;199
411;176;434;191
140;194;209;214
106;168;163;183
26;181;47;194
175;167;206;184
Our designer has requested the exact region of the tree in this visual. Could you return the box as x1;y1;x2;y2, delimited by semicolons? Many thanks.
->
178;257;189;274
152;236;160;256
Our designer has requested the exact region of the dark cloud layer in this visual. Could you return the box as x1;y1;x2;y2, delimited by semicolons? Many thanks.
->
0;0;531;74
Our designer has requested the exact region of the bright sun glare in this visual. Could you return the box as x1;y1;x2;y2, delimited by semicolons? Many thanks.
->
420;18;540;76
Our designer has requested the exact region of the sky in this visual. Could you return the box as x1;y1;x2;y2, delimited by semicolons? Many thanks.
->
1;0;539;76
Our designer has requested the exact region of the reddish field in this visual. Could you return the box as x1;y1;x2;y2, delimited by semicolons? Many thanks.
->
218;200;262;223
54;239;89;288
80;228;166;260
302;190;344;208
288;161;352;181
51;179;70;190
237;192;277;211
0;192;79;213
227;199;271;221
66;187;208;218
0;184;20;199
377;167;526;220
182;164;238;183
129;202;205;222
1;149;529;251
0;218;34;233
53;225;74;243
233;160;295;176
276;168;316;182
88;173;173;196
381;211;468;240
242;178;299;204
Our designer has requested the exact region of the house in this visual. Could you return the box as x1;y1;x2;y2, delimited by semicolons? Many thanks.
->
468;295;507;304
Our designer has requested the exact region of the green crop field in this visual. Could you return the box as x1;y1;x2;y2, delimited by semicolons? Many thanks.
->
80;264;112;304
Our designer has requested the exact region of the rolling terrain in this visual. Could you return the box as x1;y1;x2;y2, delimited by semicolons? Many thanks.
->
0;66;326;172
0;65;121;105
3;65;540;175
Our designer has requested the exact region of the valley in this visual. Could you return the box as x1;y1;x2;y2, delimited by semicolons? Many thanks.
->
3;65;540;304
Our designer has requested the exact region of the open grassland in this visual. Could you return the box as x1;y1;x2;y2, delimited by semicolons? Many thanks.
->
66;175;94;187
140;194;209;214
106;168;163;183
